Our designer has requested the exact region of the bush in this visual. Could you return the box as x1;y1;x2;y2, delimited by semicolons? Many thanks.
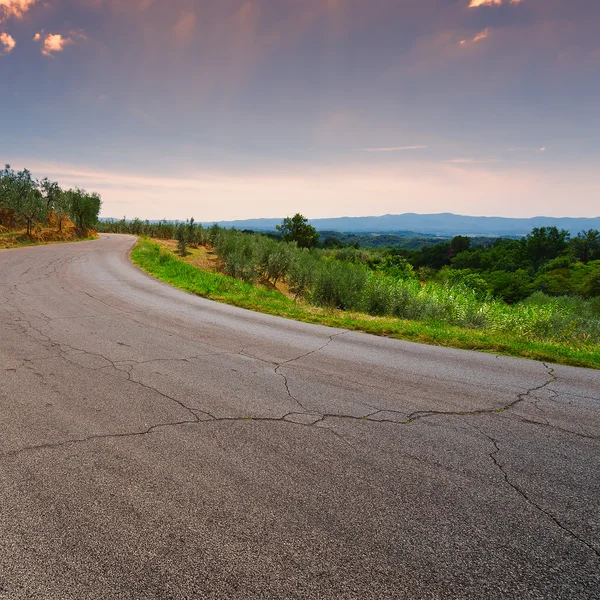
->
310;261;367;310
361;274;396;316
287;251;318;300
259;238;294;285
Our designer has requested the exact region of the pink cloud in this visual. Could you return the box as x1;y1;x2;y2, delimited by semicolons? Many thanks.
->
460;27;491;46
41;33;72;56
36;30;87;56
473;28;490;42
469;0;521;6
469;0;502;6
0;31;15;53
0;0;37;21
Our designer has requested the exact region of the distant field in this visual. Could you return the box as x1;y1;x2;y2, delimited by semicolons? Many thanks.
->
131;238;600;370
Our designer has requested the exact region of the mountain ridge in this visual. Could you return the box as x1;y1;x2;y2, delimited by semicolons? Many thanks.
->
200;213;600;236
101;213;600;237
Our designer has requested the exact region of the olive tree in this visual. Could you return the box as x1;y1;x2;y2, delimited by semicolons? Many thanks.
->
52;188;71;231
4;168;47;235
67;188;102;229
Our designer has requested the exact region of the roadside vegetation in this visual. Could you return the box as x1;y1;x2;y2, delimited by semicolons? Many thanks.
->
0;165;101;248
101;216;600;369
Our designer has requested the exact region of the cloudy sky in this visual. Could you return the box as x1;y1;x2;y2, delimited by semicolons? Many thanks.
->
1;0;599;220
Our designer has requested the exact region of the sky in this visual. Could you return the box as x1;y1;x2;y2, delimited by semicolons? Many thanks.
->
1;0;599;221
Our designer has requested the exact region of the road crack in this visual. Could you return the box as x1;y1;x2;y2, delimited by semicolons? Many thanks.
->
0;412;361;460
250;331;350;414
402;363;558;425
0;419;199;460
472;424;600;561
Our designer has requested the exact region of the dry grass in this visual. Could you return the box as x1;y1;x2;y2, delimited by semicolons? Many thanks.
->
154;239;222;272
0;221;97;249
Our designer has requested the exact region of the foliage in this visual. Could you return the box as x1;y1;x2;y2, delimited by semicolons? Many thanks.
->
276;213;319;249
310;260;367;310
100;216;600;306
570;230;600;264
67;188;101;229
524;226;569;269
0;164;102;235
177;225;189;257
316;230;451;250
445;227;600;301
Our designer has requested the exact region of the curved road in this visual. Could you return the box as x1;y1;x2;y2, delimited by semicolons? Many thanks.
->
0;234;599;599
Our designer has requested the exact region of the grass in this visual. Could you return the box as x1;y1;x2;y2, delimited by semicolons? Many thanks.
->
0;225;97;249
131;238;600;370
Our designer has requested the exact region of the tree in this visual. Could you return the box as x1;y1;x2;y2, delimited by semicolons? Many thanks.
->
420;242;452;270
0;164;16;227
5;169;47;235
68;188;102;229
41;178;60;211
0;164;13;209
259;239;293;285
52;188;71;231
452;248;483;270
582;261;600;297
86;192;102;227
450;235;471;256
532;256;575;296
570;229;600;264
323;236;345;249
276;213;319;249
177;225;188;256
186;217;196;245
484;269;533;303
524;227;569;270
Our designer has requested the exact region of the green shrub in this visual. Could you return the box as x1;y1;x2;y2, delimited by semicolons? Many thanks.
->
310;260;367;310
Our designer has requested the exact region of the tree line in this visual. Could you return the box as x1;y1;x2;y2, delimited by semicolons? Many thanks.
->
98;214;321;248
0;165;101;234
388;227;600;302
100;215;600;303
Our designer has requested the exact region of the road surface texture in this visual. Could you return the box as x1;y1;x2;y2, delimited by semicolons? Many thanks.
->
0;234;598;599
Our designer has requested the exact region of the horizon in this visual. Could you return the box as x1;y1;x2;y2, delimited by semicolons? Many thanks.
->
100;212;600;222
2;1;599;220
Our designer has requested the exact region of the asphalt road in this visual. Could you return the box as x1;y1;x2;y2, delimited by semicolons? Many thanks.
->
0;234;599;599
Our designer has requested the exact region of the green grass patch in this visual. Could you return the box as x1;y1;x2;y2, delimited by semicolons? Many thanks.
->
131;238;600;369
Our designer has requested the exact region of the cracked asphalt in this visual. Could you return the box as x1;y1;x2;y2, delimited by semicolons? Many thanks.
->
0;234;599;599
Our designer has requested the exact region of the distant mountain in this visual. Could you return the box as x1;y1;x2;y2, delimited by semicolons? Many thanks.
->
204;213;600;237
